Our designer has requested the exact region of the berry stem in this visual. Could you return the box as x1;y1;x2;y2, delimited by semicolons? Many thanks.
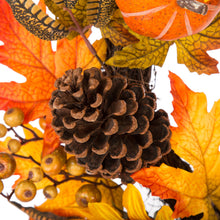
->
11;155;121;189
0;189;14;201
12;154;41;166
9;127;43;145
21;124;41;139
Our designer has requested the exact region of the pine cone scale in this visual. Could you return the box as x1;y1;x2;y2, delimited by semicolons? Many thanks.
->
50;67;172;183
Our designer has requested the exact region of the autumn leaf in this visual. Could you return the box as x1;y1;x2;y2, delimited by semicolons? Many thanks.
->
106;30;173;69
36;178;123;219
101;10;138;46
84;184;173;220
123;184;152;220
107;13;220;74
175;13;220;74
44;0;88;40
132;72;220;219
155;206;173;220
0;0;106;154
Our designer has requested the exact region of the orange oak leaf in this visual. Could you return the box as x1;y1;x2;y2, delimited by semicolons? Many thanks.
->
132;72;220;220
0;0;106;154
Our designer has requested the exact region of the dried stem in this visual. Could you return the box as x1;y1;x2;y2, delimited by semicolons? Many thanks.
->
9;127;43;145
64;7;110;75
12;153;41;166
0;190;15;201
177;0;208;15
12;154;121;189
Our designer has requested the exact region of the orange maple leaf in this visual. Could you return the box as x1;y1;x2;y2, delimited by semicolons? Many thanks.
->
132;72;220;220
0;0;106;155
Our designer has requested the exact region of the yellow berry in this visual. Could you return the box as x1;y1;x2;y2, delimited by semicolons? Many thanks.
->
39;117;47;130
41;147;66;176
0;124;7;138
28;167;44;182
15;180;36;202
0;180;4;193
4;107;24;127
43;185;58;199
67;156;85;176
75;184;102;207
0;153;16;179
8;139;21;153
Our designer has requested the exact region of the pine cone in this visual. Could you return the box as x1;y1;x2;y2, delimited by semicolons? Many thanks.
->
50;67;171;183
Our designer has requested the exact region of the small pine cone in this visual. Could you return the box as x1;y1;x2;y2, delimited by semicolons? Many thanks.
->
50;67;171;183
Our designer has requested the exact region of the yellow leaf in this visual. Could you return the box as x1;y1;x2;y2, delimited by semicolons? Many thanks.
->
132;72;220;219
155;206;174;220
123;184;152;220
107;13;220;74
36;178;123;218
106;32;172;69
88;203;122;220
175;13;220;74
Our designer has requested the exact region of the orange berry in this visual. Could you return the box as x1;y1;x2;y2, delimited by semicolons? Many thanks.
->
41;147;66;176
28;167;44;182
67;156;85;176
8;139;21;153
4;107;24;127
43;185;58;199
0;180;4;193
0;124;7;138
75;184;102;207
0;153;16;179
15;180;36;202
39;117;47;130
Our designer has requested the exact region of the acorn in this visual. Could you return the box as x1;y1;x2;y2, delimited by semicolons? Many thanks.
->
28;167;44;182
8;139;21;153
41;146;67;176
66;156;85;176
15;180;36;202
75;184;102;207
3;107;24;127
39;117;47;130
43;185;58;199
0;124;7;138
0;153;16;179
0;180;4;193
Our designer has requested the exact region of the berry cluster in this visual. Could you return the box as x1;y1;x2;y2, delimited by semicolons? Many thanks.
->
0;107;118;207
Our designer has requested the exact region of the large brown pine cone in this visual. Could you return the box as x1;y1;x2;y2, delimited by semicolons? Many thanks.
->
49;67;171;183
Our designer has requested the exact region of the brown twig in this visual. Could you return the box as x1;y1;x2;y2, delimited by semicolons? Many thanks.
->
63;7;111;75
12;154;121;189
8;127;43;145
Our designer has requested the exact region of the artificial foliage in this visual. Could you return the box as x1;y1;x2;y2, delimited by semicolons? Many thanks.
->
0;0;219;219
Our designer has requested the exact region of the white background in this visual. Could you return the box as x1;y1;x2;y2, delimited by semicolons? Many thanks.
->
0;30;220;219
